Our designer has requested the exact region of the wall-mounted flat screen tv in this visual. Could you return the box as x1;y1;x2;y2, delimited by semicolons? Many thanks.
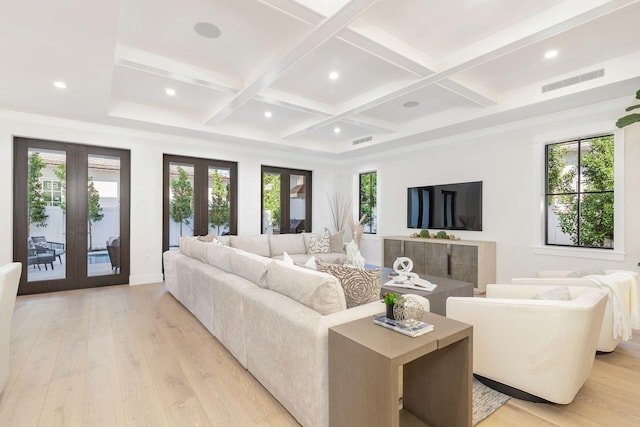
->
407;181;482;231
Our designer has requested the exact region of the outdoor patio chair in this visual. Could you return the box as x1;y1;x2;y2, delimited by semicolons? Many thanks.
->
29;236;65;265
27;240;55;271
106;237;120;273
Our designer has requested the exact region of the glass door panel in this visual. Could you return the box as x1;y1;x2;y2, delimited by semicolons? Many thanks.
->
262;171;281;234
208;166;231;236
15;137;130;295
26;148;67;283
163;155;237;252
168;162;195;249
289;174;306;233
87;154;121;277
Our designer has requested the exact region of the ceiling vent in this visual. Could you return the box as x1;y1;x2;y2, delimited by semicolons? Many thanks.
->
353;136;373;145
542;69;605;93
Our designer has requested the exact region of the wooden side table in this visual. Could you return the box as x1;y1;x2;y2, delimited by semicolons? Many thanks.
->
329;312;472;427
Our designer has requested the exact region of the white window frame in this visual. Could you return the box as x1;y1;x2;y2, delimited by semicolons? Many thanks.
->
531;122;625;261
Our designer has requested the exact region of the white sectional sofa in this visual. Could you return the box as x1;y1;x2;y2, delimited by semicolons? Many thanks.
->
163;233;384;427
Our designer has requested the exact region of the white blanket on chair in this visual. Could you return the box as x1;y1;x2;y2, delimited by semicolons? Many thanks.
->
587;272;640;340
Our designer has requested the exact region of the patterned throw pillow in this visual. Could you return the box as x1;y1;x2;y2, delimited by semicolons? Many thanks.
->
316;261;381;308
308;230;331;254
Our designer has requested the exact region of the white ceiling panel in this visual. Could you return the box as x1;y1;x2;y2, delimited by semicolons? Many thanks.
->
361;84;481;124
111;66;232;119
117;0;312;77
221;99;326;133
455;1;640;92
299;119;383;143
269;36;416;105
358;0;563;58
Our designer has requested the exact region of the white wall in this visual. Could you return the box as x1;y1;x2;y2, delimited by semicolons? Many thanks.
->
1;111;339;285
342;107;640;282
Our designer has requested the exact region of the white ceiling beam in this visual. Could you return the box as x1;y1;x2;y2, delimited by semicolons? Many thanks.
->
281;0;638;139
204;0;380;126
114;45;241;94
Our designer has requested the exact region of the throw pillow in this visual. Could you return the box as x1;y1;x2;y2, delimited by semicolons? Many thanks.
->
304;256;318;270
282;251;294;265
329;229;346;253
196;234;215;242
316;261;381;308
308;230;331;254
532;286;572;301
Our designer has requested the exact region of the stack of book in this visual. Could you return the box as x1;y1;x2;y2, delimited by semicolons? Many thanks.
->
373;314;434;337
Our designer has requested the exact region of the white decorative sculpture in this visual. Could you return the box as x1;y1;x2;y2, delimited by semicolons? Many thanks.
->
345;240;365;268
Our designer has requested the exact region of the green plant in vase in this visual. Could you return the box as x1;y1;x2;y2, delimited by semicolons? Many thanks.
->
419;229;430;238
384;292;400;320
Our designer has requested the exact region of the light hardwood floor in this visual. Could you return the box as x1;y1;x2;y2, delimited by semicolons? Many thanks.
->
1;283;638;426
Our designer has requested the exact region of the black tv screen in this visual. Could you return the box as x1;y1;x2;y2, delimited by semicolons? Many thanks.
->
407;181;482;231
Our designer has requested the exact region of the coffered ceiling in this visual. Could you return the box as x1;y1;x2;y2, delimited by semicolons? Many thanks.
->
2;0;640;157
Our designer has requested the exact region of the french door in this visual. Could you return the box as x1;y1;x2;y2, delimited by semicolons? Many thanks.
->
13;138;130;295
163;154;238;251
261;166;312;234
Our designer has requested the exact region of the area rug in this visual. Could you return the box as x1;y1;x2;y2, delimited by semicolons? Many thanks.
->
473;377;511;426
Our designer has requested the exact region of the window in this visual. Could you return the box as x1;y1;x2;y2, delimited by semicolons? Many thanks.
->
359;171;377;234
545;134;614;249
42;179;63;206
261;166;311;234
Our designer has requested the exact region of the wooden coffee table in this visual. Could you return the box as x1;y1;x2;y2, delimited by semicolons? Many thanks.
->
377;266;474;316
329;312;472;426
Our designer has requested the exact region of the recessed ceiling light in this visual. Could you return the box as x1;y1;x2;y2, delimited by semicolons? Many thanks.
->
403;101;419;108
264;111;272;118
194;22;222;39
544;50;558;59
334;126;341;134
165;88;176;96
53;81;67;89
329;71;339;81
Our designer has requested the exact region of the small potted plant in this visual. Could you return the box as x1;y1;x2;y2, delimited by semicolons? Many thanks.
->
384;292;400;320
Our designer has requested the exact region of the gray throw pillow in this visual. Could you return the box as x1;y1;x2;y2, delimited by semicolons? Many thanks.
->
316;261;381;308
329;229;345;253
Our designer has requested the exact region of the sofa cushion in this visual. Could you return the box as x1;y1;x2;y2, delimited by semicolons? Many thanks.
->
179;236;194;256
205;244;234;272
316;262;381;309
229;235;271;258
308;230;331;254
269;234;306;257
267;261;346;315
189;239;209;263
179;236;210;262
228;249;271;288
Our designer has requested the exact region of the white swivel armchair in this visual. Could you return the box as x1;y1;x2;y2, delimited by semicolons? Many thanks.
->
447;284;607;404
512;270;639;352
0;262;22;395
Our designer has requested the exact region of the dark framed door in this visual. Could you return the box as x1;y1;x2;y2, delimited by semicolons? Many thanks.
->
163;154;237;251
13;137;130;295
261;165;312;234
